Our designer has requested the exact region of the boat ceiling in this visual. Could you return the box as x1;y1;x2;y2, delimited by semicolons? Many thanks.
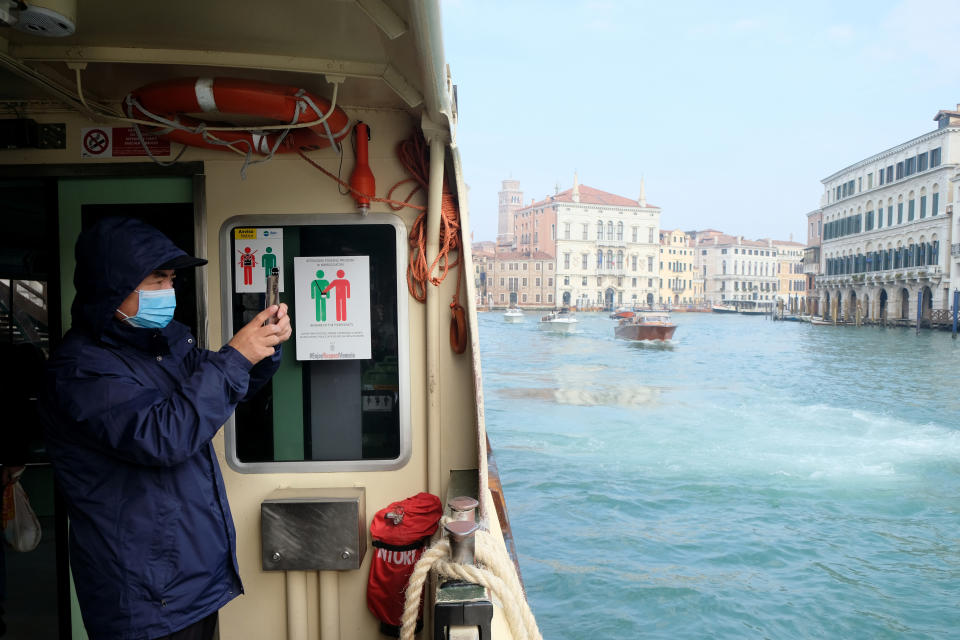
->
0;0;450;120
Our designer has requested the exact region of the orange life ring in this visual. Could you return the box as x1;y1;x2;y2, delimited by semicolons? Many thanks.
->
125;77;351;154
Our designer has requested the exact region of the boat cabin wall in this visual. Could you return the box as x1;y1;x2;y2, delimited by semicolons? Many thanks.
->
0;106;482;638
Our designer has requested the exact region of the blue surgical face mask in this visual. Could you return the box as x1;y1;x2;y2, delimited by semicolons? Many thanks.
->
117;288;176;329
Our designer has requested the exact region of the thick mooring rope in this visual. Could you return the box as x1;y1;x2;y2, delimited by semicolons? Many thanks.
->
400;532;543;640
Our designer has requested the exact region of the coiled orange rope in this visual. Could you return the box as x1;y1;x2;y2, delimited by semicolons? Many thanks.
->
299;132;467;354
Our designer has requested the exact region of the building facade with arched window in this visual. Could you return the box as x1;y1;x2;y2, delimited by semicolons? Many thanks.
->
692;231;781;310
546;175;661;310
773;240;806;311
658;229;704;307
817;105;958;324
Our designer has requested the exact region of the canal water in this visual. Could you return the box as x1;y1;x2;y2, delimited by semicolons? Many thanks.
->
478;311;960;639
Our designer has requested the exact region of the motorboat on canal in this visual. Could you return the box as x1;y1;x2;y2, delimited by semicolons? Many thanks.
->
711;304;737;313
615;311;677;341
539;308;578;333
0;2;538;638
503;306;525;322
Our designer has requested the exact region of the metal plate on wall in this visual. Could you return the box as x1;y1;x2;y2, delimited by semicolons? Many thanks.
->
261;488;366;571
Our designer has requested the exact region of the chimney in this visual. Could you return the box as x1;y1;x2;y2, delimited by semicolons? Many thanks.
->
572;171;580;203
738;236;743;245
638;176;647;207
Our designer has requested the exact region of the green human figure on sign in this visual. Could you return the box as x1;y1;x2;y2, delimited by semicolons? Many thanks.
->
262;246;277;277
311;269;331;322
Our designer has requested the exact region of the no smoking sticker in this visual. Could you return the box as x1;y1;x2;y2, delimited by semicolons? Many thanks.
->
82;129;110;156
80;127;171;159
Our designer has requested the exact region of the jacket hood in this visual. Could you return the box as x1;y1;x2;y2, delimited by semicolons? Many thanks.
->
71;218;190;336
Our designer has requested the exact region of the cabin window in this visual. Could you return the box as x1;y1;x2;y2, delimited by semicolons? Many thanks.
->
222;215;409;472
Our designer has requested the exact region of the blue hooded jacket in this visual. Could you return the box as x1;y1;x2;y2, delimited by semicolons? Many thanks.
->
43;218;280;639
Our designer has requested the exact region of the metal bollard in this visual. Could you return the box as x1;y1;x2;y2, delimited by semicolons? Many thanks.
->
444;520;479;565
448;496;479;522
436;519;491;640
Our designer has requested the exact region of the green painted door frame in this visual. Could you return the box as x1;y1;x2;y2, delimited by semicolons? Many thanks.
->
56;176;194;640
57;177;195;334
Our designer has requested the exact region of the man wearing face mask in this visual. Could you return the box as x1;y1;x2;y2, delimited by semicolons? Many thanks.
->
42;217;291;640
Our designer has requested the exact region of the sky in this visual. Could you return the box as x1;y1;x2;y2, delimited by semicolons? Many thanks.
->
440;0;960;244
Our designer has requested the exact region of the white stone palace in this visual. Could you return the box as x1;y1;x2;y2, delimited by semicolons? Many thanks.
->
816;105;959;324
512;174;661;310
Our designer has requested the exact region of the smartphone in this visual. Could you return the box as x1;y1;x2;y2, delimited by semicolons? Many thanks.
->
265;267;280;324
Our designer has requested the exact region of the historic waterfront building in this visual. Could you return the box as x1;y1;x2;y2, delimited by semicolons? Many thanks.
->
658;229;704;307
817;105;959;324
528;175;660;309
803;210;823;316
953;170;960;295
772;239;806;311
486;251;555;307
695;231;781;310
471;240;496;307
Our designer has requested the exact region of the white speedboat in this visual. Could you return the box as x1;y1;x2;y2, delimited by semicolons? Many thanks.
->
539;308;578;333
503;307;525;323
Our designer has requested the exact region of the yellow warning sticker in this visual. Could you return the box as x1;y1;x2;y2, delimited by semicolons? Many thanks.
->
234;228;257;240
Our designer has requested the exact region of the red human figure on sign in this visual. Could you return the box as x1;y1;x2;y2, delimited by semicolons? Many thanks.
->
238;247;258;285
322;269;351;321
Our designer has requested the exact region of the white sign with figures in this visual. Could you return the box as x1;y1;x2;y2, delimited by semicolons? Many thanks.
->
293;255;371;361
233;227;284;293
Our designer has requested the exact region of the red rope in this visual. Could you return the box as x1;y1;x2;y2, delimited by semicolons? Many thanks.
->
297;149;425;212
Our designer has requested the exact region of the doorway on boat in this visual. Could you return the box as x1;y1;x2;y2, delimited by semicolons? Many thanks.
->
0;171;202;639
921;286;933;326
67;174;200;639
879;289;888;323
0;177;58;639
604;288;615;311
900;287;910;320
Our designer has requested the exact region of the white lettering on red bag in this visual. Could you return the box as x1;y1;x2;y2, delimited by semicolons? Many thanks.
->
376;547;420;566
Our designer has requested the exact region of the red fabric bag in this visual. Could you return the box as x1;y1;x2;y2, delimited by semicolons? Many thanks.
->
367;492;443;635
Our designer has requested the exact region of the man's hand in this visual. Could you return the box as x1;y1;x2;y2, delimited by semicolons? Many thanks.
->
227;303;292;365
